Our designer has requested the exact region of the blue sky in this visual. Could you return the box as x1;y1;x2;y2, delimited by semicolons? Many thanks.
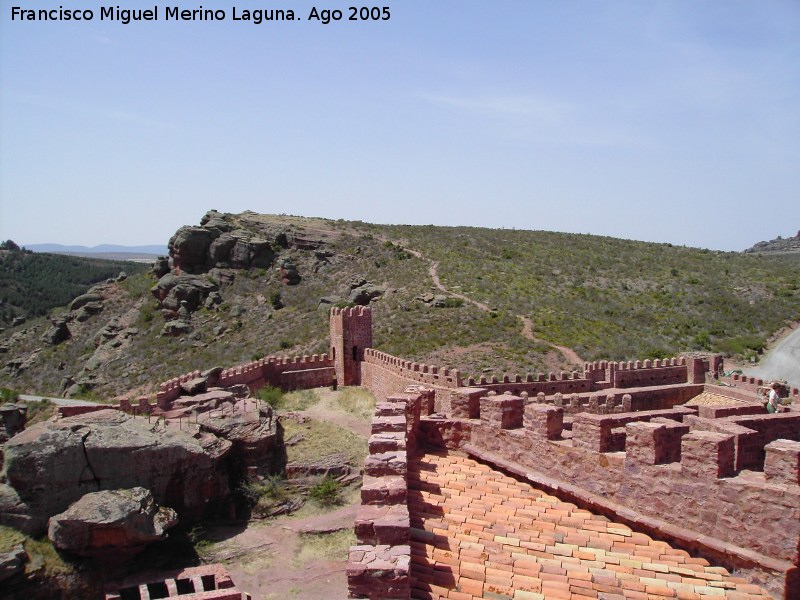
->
1;1;798;250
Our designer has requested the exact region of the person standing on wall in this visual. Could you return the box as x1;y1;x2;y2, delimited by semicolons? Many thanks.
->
766;381;782;413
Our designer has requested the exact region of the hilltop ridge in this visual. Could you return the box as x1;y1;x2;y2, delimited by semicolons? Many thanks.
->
745;229;800;255
1;211;798;400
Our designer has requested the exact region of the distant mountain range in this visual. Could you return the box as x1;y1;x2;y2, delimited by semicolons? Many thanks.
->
24;244;168;256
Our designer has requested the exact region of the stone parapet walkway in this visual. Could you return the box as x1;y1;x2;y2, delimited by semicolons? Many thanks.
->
408;452;771;600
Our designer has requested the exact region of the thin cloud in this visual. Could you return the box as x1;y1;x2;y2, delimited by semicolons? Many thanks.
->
1;91;173;130
416;91;644;148
417;92;566;122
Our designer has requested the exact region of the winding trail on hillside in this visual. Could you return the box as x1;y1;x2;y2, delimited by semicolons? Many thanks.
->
399;244;583;367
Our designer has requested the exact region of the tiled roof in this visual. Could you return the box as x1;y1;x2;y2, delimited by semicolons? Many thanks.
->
408;452;770;599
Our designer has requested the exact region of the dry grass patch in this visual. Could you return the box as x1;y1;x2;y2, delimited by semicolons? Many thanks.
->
282;418;367;465
334;387;375;420
293;529;355;567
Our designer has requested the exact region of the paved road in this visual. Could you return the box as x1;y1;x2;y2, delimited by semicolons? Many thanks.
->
743;326;800;389
18;394;99;407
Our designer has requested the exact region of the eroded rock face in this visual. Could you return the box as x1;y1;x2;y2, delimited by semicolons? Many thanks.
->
201;410;284;478
2;410;231;535
0;543;26;584
168;213;275;273
48;487;177;560
0;403;27;442
42;319;70;346
151;273;219;314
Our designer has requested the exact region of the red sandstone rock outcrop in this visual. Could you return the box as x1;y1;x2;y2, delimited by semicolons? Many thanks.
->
0;409;231;536
200;408;284;478
47;487;177;559
169;210;275;274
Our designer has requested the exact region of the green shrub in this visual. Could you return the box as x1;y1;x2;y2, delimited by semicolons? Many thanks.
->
309;477;342;507
269;290;284;310
255;385;285;409
0;387;18;403
441;297;464;308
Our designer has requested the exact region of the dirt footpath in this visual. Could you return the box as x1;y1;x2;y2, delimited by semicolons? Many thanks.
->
742;322;800;389
196;387;373;600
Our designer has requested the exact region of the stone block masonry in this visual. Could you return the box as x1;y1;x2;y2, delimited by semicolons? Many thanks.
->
132;308;799;598
347;387;431;599
330;306;372;386
467;406;800;597
155;354;335;406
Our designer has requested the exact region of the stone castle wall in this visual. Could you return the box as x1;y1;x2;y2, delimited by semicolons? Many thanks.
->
155;354;335;406
461;395;800;598
348;386;432;599
348;385;800;599
133;308;800;598
360;348;460;408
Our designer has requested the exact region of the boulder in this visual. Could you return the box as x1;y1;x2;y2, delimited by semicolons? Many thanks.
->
48;487;177;560
69;293;104;312
151;272;218;313
230;236;273;269
432;295;449;307
0;403;27;442
204;291;223;309
201;411;285;478
279;261;300;285
161;320;192;337
152;256;170;278
42;319;70;345
168;226;217;273
200;209;235;233
318;295;344;310
0;544;26;584
74;301;104;322
208;233;237;265
169;217;275;272
347;275;368;290
181;377;208;396
2;409;232;535
348;283;384;306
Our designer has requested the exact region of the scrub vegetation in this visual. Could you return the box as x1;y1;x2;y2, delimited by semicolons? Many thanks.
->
1;214;798;399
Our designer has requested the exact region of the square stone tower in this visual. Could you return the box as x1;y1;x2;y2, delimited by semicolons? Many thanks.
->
329;306;373;386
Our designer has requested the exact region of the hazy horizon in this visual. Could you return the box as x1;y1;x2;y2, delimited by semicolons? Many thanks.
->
2;2;798;252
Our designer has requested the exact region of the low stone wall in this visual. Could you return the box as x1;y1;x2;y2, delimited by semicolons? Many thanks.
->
720;373;800;398
55;404;117;418
520;382;704;416
156;354;334;404
464;370;593;396
347;387;432;600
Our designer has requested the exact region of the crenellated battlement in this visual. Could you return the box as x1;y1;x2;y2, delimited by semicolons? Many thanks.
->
363;348;461;389
460;394;800;596
718;372;800;398
154;352;335;406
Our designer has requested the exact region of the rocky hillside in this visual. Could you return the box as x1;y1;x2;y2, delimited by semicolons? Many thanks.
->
1;211;798;400
745;230;800;254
